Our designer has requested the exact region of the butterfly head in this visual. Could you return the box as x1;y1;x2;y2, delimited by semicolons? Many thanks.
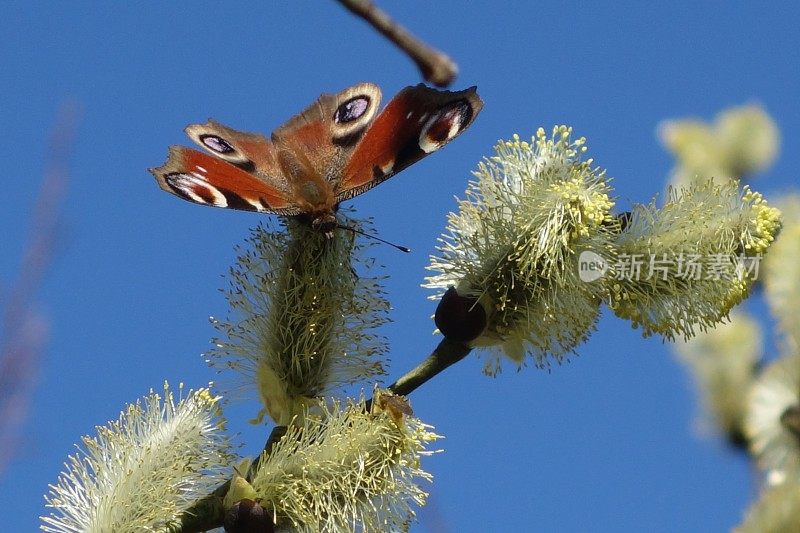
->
311;212;338;236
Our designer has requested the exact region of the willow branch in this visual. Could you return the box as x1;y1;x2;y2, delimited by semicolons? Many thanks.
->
335;0;458;87
389;336;471;394
248;425;288;475
365;336;472;411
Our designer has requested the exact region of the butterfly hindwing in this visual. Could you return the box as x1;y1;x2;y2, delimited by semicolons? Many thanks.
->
150;146;298;214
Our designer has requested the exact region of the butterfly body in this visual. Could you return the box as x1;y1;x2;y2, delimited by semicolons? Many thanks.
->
150;83;483;234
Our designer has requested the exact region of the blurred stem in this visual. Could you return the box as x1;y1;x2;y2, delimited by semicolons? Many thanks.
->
0;102;77;475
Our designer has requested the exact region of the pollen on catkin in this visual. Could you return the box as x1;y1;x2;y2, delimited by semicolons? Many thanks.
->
208;216;390;425
608;179;781;340
41;383;232;533
250;395;440;532
426;126;617;372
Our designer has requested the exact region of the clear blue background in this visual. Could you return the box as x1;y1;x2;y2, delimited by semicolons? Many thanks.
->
2;2;798;531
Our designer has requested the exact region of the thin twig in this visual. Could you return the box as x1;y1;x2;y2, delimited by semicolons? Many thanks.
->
388;337;471;395
363;336;471;412
336;0;459;87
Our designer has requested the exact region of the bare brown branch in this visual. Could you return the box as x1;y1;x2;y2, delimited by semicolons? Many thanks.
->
336;0;459;87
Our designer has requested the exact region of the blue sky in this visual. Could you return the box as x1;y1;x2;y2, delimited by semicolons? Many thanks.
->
2;2;799;531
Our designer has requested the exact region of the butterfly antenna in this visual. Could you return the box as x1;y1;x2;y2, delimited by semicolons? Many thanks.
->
337;224;411;253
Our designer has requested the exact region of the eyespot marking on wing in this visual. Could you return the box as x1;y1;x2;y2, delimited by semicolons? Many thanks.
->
164;172;228;207
336;85;483;198
331;84;381;141
199;134;235;154
151;145;296;214
222;189;263;211
380;159;394;175
245;197;266;210
186;124;251;165
418;100;474;154
335;96;370;124
163;171;273;212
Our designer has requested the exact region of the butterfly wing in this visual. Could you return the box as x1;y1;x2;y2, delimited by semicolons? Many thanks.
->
150;143;299;214
149;84;482;217
150;118;303;214
335;84;483;202
270;83;383;190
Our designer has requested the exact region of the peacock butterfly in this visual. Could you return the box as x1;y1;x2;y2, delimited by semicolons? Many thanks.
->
150;83;483;234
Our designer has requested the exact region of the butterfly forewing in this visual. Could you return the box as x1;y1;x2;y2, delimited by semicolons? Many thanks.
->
275;83;382;144
185;120;281;171
335;84;484;202
270;83;383;191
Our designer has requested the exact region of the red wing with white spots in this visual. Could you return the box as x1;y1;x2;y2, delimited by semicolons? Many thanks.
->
151;144;299;215
336;84;483;202
149;83;483;229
